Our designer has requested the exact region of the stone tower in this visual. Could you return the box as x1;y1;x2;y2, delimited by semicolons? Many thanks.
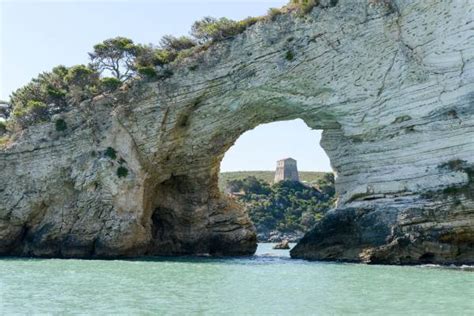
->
274;158;299;183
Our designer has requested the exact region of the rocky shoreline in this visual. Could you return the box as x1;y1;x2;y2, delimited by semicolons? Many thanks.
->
257;230;304;243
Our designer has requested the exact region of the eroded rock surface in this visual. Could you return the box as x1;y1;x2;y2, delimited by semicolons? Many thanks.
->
1;0;473;263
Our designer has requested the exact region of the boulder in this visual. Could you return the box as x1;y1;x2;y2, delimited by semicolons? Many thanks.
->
273;240;290;250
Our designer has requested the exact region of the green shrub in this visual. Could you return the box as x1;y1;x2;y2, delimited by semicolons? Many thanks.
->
55;118;67;132
64;65;100;104
65;65;98;86
100;77;122;92
134;44;180;68
285;50;294;61
104;147;117;159
174;48;194;62
46;85;67;98
191;16;254;43
155;49;177;65
137;66;157;79
134;44;160;67
268;8;283;20
6;39;150;130
9;66;70;126
289;0;319;15
11;100;49;128
160;35;196;51
26;100;48;117
28;100;48;111
240;16;260;28
117;166;128;178
439;159;466;171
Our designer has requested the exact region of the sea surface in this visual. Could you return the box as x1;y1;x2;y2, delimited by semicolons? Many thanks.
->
0;243;472;315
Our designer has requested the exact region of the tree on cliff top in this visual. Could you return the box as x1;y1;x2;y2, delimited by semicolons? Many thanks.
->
89;37;138;82
190;16;259;43
7;64;102;129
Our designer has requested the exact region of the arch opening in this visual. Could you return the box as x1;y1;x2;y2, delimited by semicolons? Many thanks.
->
218;119;336;247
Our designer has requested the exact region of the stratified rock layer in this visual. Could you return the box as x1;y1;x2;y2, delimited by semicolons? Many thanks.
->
1;0;473;263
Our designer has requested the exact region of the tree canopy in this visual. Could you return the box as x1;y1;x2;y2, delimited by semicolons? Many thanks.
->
191;16;258;43
89;37;138;82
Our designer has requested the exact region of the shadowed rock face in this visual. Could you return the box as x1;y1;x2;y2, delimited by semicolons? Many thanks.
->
1;1;473;263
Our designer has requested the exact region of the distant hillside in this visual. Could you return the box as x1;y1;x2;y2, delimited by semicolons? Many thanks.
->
219;170;329;191
219;174;336;242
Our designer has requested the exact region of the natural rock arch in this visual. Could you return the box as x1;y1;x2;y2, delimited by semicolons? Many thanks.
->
0;1;473;264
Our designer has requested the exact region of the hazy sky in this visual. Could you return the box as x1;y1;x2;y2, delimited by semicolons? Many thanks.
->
0;0;332;172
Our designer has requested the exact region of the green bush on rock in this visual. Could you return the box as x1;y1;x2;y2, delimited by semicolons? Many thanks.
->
289;0;319;15
117;166;129;178
104;147;117;159
64;65;98;87
137;66;158;80
191;16;259;43
13;100;49;128
160;35;196;52
268;8;283;20
55;118;67;132
8;64;101;129
100;77;122;92
64;65;100;104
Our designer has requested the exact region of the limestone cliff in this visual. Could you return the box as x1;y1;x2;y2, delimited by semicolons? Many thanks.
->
1;0;473;264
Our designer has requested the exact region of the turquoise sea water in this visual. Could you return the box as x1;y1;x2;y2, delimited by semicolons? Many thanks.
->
0;243;473;315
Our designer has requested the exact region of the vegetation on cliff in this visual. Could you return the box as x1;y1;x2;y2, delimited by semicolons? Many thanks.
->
225;174;336;237
0;0;327;144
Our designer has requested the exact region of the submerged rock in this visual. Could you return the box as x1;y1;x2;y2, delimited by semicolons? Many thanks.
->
0;1;473;263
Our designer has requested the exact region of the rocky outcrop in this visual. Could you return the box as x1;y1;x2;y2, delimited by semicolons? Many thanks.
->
273;240;290;250
1;0;473;263
258;230;304;243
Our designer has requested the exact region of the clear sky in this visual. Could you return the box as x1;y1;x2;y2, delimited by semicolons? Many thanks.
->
0;0;332;172
220;119;331;172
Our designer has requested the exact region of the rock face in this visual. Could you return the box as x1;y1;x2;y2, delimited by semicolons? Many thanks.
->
0;1;473;263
